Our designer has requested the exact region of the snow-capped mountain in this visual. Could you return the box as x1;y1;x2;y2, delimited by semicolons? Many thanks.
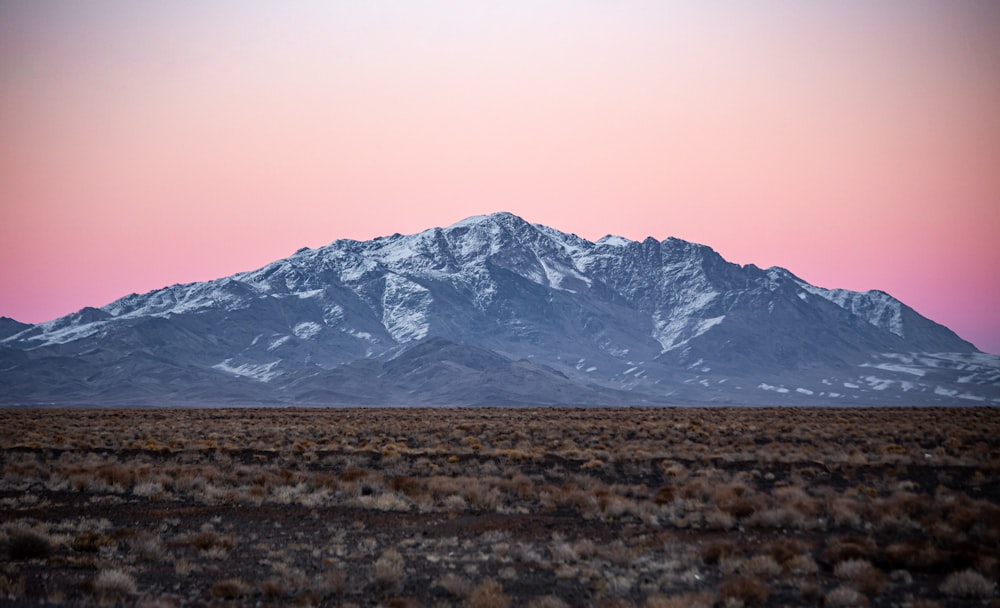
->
2;212;998;405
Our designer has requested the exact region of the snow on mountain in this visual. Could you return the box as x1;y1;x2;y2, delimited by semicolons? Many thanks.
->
2;212;996;406
769;267;905;337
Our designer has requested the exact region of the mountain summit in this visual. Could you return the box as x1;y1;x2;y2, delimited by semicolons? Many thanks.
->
3;212;998;405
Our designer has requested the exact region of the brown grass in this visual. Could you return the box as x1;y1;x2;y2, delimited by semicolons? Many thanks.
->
718;576;770;606
0;406;996;606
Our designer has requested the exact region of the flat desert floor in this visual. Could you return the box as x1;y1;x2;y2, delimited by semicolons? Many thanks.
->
1;407;997;607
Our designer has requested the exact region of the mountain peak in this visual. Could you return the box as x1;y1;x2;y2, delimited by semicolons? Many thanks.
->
446;211;529;231
2;214;994;406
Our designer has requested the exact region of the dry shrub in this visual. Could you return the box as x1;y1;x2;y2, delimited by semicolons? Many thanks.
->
92;569;137;603
679;479;709;501
747;507;809;530
438;573;472;598
702;540;739;565
572;538;596;558
774;486;820;517
798;580;821;602
786;554;819;575
427;475;465;498
389;476;422;496
763;538;810;565
829;497;862;528
96;462;134;488
133;480;164;498
823;536;877;565
823;584;869;607
374;548;406;592
0;574;26;598
600;539;635;566
131;532;165;562
8;529;53;560
468;578;510;608
259;577;286;599
73;531;113;553
646;592;713;608
596;491;634;520
210;578;249;600
526;595;570;608
834;559;885;595
713;483;764;518
184;528;233;552
742;554;783;578
718;576;770;607
339;468;371;482
654;486;676;505
879;490;926;520
317;568;347;596
939;569;996;598
704;508;736;530
881;541;946;572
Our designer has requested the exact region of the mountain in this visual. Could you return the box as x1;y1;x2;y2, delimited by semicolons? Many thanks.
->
2;212;998;406
0;317;32;340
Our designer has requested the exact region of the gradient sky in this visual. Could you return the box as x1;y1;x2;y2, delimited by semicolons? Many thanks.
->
1;2;999;353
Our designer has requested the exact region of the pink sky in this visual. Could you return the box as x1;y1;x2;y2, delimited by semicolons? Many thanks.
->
2;2;999;353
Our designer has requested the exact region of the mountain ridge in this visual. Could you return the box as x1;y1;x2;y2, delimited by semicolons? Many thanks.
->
2;212;997;406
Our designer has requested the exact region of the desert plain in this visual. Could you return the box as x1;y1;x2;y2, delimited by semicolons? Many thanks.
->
1;406;997;607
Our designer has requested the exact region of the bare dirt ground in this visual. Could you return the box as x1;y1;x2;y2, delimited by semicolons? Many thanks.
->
1;407;997;607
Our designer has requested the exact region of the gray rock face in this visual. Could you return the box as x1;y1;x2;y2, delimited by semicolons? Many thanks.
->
2;212;998;405
0;317;32;340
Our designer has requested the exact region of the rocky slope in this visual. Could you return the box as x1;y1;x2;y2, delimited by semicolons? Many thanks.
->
2;212;997;405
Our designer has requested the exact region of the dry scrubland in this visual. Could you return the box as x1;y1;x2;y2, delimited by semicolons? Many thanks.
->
1;407;998;607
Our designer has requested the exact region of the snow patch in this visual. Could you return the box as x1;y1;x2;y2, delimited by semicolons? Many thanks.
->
268;336;291;351
596;235;632;247
26;322;106;346
651;292;723;352
861;362;925;377
324;304;345;325
863;376;894;391
381;273;431;342
213;359;282;382
758;383;789;394
293;322;322;340
795;281;905;337
346;329;375;342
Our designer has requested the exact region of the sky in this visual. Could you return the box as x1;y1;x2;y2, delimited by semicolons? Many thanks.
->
1;2;999;353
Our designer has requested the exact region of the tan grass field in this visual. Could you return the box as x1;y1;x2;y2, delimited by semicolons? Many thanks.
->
1;407;997;607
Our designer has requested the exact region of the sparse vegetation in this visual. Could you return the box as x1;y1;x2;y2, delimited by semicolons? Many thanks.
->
939;568;996;599
0;406;997;605
90;569;136;603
